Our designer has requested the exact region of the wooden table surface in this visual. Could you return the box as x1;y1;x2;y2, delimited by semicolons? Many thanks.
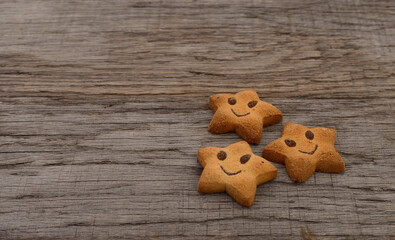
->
1;0;394;239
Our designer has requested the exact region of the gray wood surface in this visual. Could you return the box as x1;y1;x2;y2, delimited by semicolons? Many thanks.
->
0;0;394;239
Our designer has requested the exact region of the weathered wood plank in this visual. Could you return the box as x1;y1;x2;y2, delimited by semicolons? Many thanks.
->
0;0;394;239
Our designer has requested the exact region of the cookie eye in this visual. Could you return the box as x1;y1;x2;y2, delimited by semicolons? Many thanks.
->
240;154;251;164
217;150;227;161
285;139;296;147
305;130;314;140
248;100;258;108
228;97;236;105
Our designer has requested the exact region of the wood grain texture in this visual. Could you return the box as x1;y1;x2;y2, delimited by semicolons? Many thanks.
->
0;0;394;239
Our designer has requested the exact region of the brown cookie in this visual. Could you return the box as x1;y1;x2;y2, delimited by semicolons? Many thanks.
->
262;122;345;183
208;89;282;144
198;141;277;206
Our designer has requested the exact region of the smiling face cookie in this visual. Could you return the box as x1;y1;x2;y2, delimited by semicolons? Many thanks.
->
262;122;345;183
198;141;277;206
208;89;282;144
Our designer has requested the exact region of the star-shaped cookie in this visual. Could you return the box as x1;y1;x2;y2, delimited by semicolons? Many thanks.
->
262;122;345;183
208;89;282;144
197;141;277;206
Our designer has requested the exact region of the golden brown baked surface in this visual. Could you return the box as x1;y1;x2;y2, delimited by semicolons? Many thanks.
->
208;89;282;144
262;122;345;183
197;141;277;207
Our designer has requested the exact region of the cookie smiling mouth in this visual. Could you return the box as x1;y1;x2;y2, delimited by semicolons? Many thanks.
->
299;144;318;155
231;109;250;117
220;166;242;176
